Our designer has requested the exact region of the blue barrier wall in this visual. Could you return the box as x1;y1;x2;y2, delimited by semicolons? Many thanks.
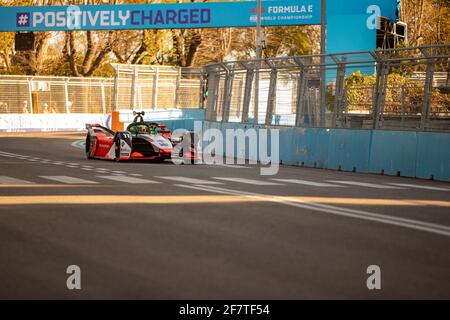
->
202;121;450;182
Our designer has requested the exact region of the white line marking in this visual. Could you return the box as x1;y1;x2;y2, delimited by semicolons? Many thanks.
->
271;179;344;187
129;174;143;177
97;176;160;184
155;176;223;185
0;176;34;184
112;171;126;174
175;184;450;238
326;180;405;189
387;183;450;191
213;177;283;186
81;168;93;171
213;164;252;169
71;140;85;149
39;176;98;184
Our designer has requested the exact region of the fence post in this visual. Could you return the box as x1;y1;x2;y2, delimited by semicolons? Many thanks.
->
221;68;234;122
175;67;181;108
64;79;70;114
131;67;138;110
27;77;34;114
152;68;159;109
101;80;106;114
205;70;220;121
241;68;254;123
446;60;450;87
265;68;278;126
332;57;346;128
371;53;389;130
199;70;205;109
400;85;406;126
295;69;306;127
420;61;436;130
113;67;119;111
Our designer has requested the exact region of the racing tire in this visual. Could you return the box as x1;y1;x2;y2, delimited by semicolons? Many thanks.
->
85;134;94;159
114;138;121;162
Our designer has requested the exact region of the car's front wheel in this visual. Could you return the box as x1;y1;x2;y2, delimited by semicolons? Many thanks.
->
114;138;121;162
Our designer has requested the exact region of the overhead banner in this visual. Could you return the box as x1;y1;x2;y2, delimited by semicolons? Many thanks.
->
0;0;321;32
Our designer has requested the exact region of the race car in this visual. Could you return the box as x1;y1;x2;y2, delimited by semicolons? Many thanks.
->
85;111;196;163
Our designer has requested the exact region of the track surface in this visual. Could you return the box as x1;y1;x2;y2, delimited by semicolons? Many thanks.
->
0;132;449;299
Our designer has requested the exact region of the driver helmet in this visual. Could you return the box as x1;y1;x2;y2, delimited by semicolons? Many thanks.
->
137;124;148;133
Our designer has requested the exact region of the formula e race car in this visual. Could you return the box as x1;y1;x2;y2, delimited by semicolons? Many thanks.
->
85;111;196;162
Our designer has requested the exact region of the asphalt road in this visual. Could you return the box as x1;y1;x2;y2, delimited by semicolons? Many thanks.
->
0;132;449;299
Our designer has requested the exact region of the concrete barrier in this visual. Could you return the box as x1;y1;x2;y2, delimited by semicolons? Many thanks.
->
203;121;450;182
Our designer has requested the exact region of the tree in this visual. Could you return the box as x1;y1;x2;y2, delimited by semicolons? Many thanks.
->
63;30;114;77
400;0;450;46
0;32;14;73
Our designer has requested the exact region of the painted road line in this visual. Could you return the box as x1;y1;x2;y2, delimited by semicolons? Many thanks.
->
271;179;344;187
71;140;85;149
387;183;450;192
81;168;94;171
214;164;252;169
213;177;283;186
97;175;161;184
326;180;405;189
112;171;126;174
176;184;450;238
154;176;223;185
0;176;34;184
129;174;143;177
39;176;99;184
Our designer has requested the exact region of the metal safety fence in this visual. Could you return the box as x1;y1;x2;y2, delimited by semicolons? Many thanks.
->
204;44;450;132
0;65;203;114
112;64;204;111
0;75;115;114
